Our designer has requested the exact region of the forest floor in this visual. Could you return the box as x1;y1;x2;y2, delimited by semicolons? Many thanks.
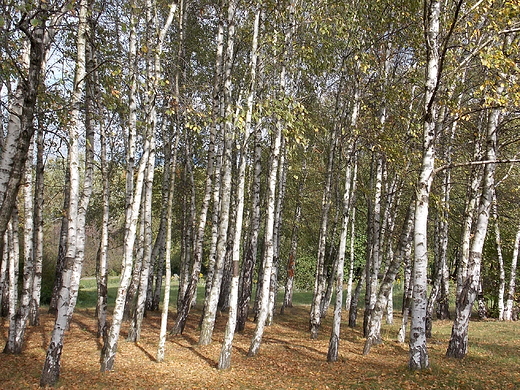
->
1;305;519;389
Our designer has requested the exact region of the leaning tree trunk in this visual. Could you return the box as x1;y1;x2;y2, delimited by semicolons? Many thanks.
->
364;201;414;355
0;6;53;241
446;83;502;359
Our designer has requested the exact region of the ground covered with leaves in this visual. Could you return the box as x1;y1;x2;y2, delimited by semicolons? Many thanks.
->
1;305;519;389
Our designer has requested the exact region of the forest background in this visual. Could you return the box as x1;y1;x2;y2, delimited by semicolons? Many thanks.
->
0;0;519;387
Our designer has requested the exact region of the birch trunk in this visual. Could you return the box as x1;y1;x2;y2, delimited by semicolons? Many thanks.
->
446;85;502;359
100;3;148;370
503;221;520;321
3;215;20;354
248;116;283;357
66;30;97;319
236;119;263;331
364;202;414;354
348;271;365;328
0;237;8;317
199;0;237;346
248;3;292;352
363;156;384;337
345;161;358;311
218;56;257;367
281;158;307;314
157;124;180;362
4;146;35;354
309;128;337;339
171;0;223;335
267;141;287;325
492;194;505;321
127;0;175;336
49;167;70;315
29;123;44;326
41;2;88;383
409;0;440;370
327;149;355;362
218;10;259;365
0;8;52;239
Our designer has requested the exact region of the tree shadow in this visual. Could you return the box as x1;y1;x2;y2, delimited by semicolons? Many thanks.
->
171;333;218;368
135;342;156;362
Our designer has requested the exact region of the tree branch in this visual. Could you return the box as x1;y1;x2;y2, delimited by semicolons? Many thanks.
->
433;159;520;176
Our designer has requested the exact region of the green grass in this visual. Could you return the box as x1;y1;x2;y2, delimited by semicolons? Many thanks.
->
76;278;399;310
77;277;208;308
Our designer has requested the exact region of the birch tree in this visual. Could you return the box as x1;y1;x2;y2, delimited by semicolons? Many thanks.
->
157;127;180;362
170;0;225;336
408;0;441;370
218;5;261;369
101;0;145;370
41;0;89;384
327;146;355;362
446;85;502;358
198;0;238;346
0;4;56;240
503;221;520;321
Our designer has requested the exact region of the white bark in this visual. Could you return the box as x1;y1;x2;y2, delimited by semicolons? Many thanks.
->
157;129;180;362
492;194;506;321
327;149;355;362
96;108;109;337
446;84;502;359
3;216;20;353
29;125;44;326
364;156;384;337
100;2;150;370
267;141;287;325
409;0;440;370
41;1;88;384
198;0;237;346
248;119;282;357
282;157;308;313
365;202;414;355
5;144;35;354
503;221;520;321
310;127;337;339
218;8;260;368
